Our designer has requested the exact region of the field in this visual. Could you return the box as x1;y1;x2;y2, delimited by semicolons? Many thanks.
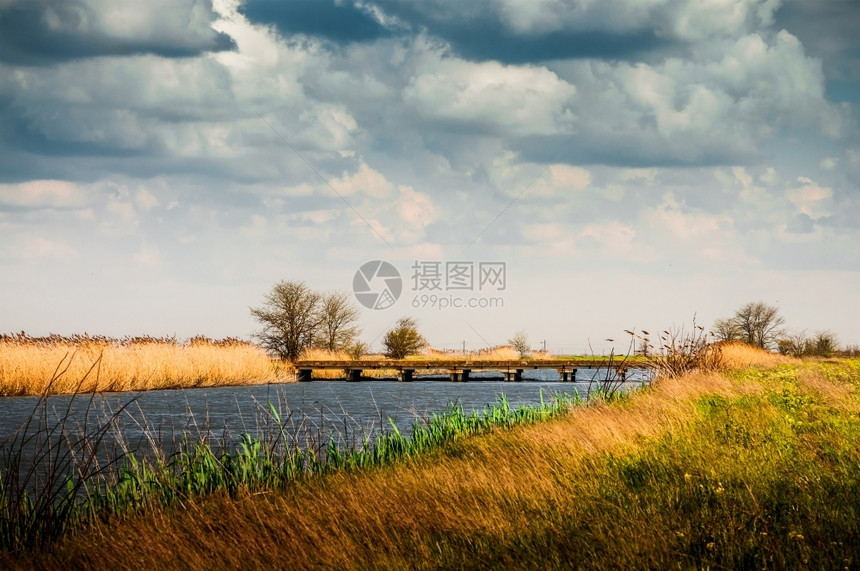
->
3;343;859;568
0;334;292;396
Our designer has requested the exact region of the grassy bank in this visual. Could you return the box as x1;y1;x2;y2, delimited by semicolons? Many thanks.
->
5;346;860;568
0;388;584;557
0;334;292;396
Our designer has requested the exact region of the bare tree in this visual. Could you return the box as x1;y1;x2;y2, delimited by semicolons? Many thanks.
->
382;317;426;359
250;281;322;361
712;317;741;342
812;330;838;357
315;290;361;352
508;330;531;359
778;330;810;357
732;301;785;350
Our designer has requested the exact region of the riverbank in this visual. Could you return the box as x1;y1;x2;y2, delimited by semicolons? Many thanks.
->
0;334;292;396
6;346;859;568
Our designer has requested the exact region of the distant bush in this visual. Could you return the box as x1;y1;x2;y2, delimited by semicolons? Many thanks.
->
777;330;839;358
839;344;860;357
382;318;426;359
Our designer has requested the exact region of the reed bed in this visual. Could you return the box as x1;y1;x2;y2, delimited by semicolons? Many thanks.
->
8;357;858;569
719;340;798;369
0;334;291;396
422;346;522;361
297;348;354;361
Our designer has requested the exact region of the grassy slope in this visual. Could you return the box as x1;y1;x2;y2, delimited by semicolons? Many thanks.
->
10;358;860;569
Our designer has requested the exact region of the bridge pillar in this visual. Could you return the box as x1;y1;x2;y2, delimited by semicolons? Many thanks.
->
504;369;523;382
346;368;363;382
559;368;578;382
398;369;414;382
297;369;312;382
448;369;470;382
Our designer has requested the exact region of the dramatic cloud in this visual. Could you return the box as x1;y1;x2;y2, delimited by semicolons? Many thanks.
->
513;29;839;166
0;0;235;65
0;0;858;348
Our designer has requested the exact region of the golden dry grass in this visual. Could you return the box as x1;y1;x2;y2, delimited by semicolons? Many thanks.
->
718;341;798;369
298;347;353;361
0;335;292;396
422;346;523;360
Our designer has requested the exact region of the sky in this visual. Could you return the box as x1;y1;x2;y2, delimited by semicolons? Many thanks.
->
1;0;858;355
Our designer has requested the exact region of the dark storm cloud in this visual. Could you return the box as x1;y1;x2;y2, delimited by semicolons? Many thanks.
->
373;0;672;63
239;0;393;44
240;0;671;62
0;0;235;65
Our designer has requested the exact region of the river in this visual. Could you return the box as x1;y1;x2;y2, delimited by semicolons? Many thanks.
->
0;369;650;469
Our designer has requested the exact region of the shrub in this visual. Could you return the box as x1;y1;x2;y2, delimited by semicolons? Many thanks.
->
382;318;426;359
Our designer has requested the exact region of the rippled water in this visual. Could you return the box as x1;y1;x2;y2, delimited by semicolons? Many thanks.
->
0;368;650;463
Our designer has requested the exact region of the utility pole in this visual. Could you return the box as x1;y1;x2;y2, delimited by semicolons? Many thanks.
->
542;339;547;353
462;340;466;356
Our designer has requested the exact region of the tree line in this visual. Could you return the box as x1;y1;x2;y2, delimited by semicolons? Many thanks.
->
251;283;850;362
250;281;425;361
712;301;842;357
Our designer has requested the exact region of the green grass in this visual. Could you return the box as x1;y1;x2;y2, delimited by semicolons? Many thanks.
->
433;361;860;568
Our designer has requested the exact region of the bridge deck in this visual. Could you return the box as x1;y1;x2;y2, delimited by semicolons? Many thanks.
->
294;358;654;370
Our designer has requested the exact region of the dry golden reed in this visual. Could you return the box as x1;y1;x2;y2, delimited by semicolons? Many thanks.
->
718;341;798;369
0;334;292;396
298;347;354;361
421;346;522;361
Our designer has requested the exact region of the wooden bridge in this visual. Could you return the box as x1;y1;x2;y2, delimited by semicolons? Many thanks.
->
292;358;655;382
